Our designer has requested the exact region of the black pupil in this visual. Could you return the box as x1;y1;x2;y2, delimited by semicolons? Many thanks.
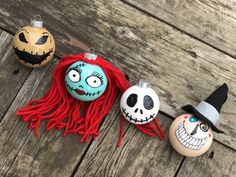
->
143;95;154;110
127;94;138;107
73;74;76;77
94;80;96;83
19;33;28;43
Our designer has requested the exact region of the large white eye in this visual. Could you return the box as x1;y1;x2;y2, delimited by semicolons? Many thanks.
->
86;75;102;88
68;69;80;82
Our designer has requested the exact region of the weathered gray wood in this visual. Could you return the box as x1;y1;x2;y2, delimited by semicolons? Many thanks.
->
176;141;236;177
0;59;92;177
0;0;235;149
75;108;183;177
0;30;32;121
124;0;236;57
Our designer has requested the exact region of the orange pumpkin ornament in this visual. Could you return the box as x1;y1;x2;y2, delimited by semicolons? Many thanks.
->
12;15;55;67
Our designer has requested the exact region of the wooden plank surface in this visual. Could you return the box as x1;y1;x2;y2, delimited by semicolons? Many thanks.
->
0;0;236;176
0;30;32;120
176;141;236;177
74;111;184;177
124;0;236;57
0;58;92;177
0;0;235;149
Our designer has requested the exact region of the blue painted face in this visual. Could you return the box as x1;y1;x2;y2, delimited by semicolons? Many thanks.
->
65;61;108;101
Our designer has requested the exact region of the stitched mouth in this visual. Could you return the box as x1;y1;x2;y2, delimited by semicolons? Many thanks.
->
14;47;53;65
65;81;101;97
175;121;207;150
121;107;155;124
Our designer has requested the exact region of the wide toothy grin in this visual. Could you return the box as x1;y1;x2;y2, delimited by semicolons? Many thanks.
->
175;121;207;150
121;107;155;124
65;81;101;96
14;47;53;65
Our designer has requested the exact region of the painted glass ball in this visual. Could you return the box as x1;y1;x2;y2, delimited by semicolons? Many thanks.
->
120;80;160;124
65;61;108;101
12;25;55;67
169;114;213;157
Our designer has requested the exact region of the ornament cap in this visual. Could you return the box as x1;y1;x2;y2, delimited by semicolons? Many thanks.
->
84;48;97;60
138;79;150;88
30;14;43;28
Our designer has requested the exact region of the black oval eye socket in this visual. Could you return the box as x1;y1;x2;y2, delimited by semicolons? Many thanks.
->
200;123;209;132
19;33;28;43
35;35;49;45
126;94;138;107
143;95;154;110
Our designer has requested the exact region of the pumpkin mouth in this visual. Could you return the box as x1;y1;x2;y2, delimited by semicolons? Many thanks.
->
13;47;53;65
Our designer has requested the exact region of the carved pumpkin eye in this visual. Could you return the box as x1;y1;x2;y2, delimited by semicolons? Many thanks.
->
19;33;28;43
35;35;49;45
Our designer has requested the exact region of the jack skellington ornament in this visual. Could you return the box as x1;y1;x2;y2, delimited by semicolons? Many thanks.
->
169;83;228;157
12;15;55;67
119;80;164;145
16;52;130;143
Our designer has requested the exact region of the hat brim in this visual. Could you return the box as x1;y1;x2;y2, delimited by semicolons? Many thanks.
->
182;104;224;133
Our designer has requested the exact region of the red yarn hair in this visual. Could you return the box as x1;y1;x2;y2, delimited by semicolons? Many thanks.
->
16;53;164;145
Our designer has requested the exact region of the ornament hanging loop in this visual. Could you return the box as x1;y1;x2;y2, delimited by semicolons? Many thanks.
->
84;48;97;60
30;14;43;28
138;79;150;88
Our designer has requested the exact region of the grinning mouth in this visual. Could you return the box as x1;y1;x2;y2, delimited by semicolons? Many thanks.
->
14;47;53;65
121;107;155;124
65;81;101;97
175;121;207;150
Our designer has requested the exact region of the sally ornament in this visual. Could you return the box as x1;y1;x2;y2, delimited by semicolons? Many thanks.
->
169;84;228;157
12;15;55;67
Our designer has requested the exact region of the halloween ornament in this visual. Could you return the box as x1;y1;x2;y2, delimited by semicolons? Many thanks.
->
12;15;55;67
119;80;164;144
169;83;228;157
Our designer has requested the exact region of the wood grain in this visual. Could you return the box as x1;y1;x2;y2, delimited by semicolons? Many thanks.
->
0;59;91;177
176;141;236;177
0;0;235;149
124;0;236;57
0;30;32;121
74;105;184;177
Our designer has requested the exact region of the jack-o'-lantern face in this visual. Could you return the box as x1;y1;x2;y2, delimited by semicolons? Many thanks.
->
169;114;213;157
12;26;55;67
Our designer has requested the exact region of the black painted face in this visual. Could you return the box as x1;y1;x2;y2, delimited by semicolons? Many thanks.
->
12;26;55;67
120;85;160;124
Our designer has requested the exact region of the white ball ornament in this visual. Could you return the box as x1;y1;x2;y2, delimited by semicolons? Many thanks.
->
120;80;160;124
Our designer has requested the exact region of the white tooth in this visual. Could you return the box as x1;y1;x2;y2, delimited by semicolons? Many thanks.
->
186;135;191;143
180;130;185;136
183;141;187;146
193;140;198;146
197;140;202;146
189;144;193;149
186;143;190;148
180;139;185;144
182;133;188;139
189;137;195;144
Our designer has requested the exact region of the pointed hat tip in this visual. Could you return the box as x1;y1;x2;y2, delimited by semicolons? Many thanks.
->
221;83;228;92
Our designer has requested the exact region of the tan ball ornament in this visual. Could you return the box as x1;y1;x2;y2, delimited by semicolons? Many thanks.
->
12;15;55;67
169;84;228;157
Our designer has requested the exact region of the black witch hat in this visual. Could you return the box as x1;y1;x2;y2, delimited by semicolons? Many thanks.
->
182;83;228;133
